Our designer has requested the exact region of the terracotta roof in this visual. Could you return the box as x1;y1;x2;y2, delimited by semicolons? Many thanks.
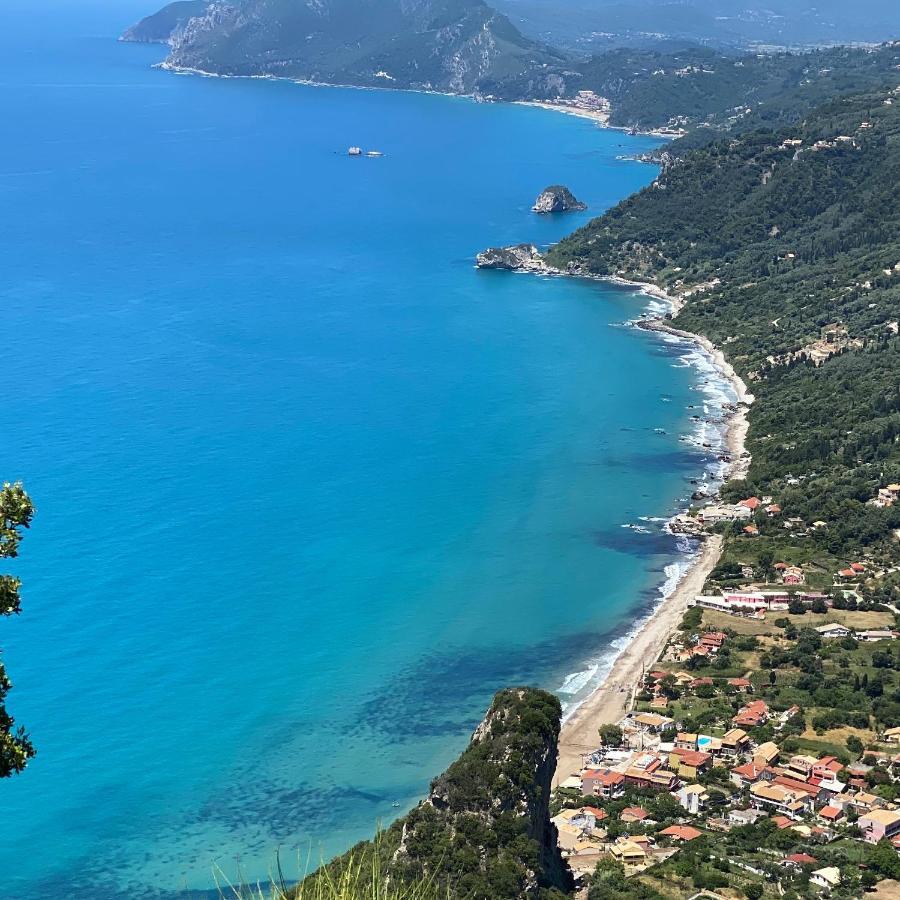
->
659;825;703;841
729;677;752;687
740;497;761;509
771;815;794;829
819;806;843;821
773;775;820;797
732;761;766;781
581;806;608;821
672;749;712;768
583;769;624;786
786;853;818;865
621;806;648;820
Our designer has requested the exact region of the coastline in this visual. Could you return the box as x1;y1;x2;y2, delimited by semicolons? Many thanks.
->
514;99;686;139
555;533;724;785
554;279;753;785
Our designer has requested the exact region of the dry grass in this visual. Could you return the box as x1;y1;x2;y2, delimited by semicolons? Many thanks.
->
215;842;444;900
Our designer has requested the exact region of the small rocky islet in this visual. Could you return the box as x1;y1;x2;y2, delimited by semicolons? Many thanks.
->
531;184;587;214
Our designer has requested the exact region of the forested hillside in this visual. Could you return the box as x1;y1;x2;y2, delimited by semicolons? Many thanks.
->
302;688;571;899
550;86;900;569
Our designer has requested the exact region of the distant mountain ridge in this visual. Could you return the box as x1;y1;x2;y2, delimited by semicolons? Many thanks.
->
123;0;567;94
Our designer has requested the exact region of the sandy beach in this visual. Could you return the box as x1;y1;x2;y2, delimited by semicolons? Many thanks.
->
555;533;724;784
554;285;753;786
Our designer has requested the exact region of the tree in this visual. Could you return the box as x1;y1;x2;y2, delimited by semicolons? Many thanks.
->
745;884;764;900
0;482;35;778
598;724;623;747
846;734;863;756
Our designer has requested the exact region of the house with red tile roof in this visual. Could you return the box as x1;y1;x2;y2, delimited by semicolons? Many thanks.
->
690;676;714;690
818;805;844;824
728;677;753;691
771;815;794;829
581;769;625;799
732;699;769;728
784;853;818;868
700;631;726;647
740;497;761;510
659;824;703;842
670;748;712;779
731;761;769;787
812;757;843;779
620;806;649;823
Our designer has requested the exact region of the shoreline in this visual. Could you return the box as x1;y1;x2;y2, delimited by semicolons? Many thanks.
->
147;57;673;141
554;280;753;786
514;99;685;139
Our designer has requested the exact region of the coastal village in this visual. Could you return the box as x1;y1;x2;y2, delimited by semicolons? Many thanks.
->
552;482;900;898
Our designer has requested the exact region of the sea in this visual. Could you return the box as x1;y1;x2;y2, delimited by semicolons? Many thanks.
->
0;2;735;897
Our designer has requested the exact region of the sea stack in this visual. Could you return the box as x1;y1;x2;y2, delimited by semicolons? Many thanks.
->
531;185;587;214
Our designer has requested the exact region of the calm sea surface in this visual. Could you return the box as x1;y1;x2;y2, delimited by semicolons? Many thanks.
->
0;3;723;896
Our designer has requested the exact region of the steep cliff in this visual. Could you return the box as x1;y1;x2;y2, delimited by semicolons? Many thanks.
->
120;0;209;44
307;688;572;899
123;0;565;95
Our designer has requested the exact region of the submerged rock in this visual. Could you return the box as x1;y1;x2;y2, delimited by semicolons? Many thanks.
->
532;184;587;214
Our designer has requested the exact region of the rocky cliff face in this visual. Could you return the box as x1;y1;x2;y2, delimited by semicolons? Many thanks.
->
124;0;566;95
476;243;550;271
120;1;211;44
532;184;587;213
307;688;572;898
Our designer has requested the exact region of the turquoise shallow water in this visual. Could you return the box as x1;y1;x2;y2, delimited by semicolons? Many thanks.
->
0;3;722;897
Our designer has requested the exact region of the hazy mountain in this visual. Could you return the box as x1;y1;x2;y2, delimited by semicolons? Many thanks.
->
123;0;567;94
492;0;900;52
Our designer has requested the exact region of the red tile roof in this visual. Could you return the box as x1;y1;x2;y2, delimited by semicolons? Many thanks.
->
786;853;818;865
819;806;843;821
740;497;761;510
581;807;609;821
732;761;766;782
773;775;820;797
771;815;793;829
659;825;703;841
672;749;712;768
621;806;648;820
583;769;624;786
729;678;752;688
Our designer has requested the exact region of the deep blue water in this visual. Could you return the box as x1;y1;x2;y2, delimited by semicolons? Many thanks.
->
0;3;720;897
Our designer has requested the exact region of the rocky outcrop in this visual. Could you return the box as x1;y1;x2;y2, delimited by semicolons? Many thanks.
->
119;0;209;44
392;688;572;896
476;243;550;271
304;688;571;898
531;184;587;213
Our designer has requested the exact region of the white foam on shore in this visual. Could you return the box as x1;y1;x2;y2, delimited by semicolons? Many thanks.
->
558;295;738;721
559;546;699;720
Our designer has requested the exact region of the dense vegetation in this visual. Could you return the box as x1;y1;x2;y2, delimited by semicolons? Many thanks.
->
568;43;900;131
0;482;34;778
308;688;571;900
125;0;566;94
550;86;900;579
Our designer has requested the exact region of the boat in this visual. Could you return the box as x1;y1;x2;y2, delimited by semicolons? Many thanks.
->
366;150;383;157
348;146;362;156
